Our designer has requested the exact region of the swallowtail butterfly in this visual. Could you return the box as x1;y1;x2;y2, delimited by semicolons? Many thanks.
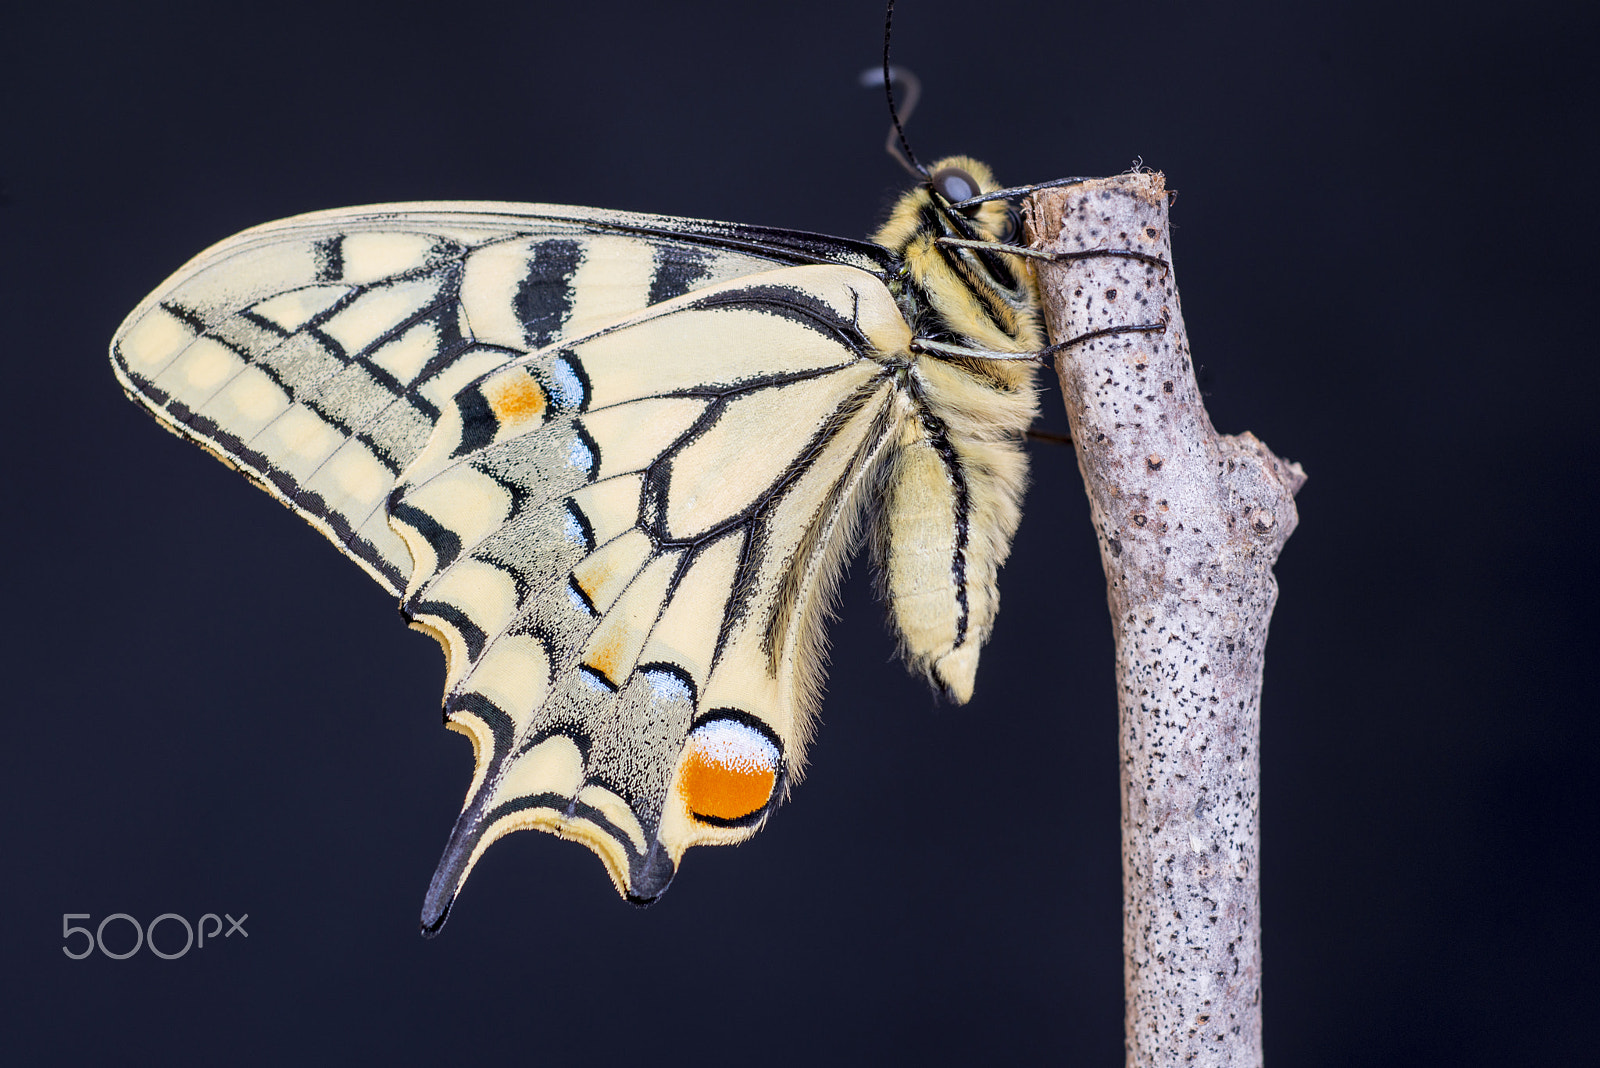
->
100;0;1178;926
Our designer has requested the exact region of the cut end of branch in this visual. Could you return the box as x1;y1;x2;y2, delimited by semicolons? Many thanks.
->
1023;172;1305;572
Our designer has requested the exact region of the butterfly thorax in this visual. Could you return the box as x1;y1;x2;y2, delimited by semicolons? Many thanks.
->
872;156;1045;383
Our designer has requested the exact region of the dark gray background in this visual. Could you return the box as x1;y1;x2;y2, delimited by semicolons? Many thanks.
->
4;0;1594;1062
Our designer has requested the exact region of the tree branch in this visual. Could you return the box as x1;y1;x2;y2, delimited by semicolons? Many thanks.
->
1024;172;1303;1067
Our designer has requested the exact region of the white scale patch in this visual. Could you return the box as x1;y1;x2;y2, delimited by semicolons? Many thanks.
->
563;506;588;547
687;719;779;773
567;433;595;472
643;668;693;706
550;356;585;409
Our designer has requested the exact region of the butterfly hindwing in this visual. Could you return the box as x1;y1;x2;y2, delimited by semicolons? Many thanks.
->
391;265;915;921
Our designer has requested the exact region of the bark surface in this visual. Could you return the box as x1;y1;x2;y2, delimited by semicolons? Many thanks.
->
1024;172;1304;1067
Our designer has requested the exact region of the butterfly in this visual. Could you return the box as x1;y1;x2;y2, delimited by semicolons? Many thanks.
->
111;151;1058;934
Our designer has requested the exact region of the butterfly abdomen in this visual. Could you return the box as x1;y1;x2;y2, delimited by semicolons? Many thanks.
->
867;157;1042;703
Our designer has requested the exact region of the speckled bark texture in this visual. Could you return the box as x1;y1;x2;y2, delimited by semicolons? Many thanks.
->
1024;173;1304;1067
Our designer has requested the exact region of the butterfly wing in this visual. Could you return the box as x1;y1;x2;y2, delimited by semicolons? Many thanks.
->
111;202;892;593
394;264;916;927
111;203;917;928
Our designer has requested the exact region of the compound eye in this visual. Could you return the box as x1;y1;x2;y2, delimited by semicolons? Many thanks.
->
931;165;981;211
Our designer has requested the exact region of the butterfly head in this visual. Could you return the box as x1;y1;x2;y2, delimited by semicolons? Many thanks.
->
875;156;1014;248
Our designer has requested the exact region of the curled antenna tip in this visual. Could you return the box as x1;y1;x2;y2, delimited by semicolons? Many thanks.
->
859;65;923;132
861;65;924;179
858;65;919;94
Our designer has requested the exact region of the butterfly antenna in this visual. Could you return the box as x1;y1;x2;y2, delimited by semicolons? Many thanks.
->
859;66;923;180
879;0;925;179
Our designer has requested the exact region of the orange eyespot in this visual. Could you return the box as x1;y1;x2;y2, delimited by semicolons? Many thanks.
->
486;371;546;426
679;718;781;824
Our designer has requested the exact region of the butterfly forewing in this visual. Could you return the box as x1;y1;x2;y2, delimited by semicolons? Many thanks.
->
111;203;877;591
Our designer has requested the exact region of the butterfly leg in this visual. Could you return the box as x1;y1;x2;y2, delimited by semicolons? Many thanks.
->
936;237;1170;274
1024;428;1074;446
909;313;1169;366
